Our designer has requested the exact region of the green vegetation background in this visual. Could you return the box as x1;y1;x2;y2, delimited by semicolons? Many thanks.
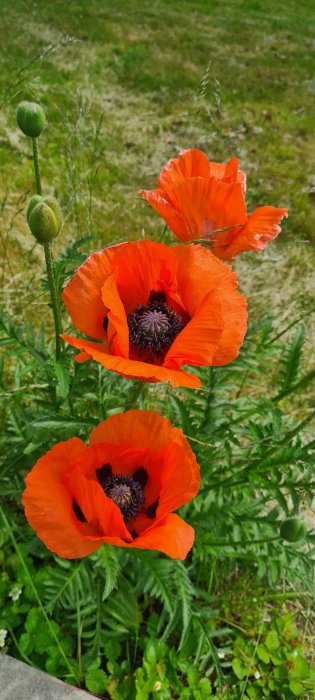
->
0;0;314;327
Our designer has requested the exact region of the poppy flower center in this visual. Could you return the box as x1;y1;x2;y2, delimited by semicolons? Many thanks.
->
127;291;185;363
96;464;148;520
101;473;145;520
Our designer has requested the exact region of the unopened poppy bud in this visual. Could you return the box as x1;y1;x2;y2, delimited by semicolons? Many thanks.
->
26;195;42;223
280;516;307;543
41;195;62;232
27;195;62;244
16;101;46;138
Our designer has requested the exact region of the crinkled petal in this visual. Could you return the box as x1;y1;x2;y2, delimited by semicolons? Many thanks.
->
22;438;105;559
66;456;132;542
101;274;129;357
61;334;201;388
139;188;188;241
90;409;181;452
143;441;200;518
85;514;195;559
165;290;224;368
130;514;195;559
212;206;288;260
111;240;180;313
171;244;247;366
148;177;246;243
157;148;211;189
62;249;112;340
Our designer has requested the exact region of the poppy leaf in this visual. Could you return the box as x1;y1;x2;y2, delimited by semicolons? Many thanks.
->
51;357;71;399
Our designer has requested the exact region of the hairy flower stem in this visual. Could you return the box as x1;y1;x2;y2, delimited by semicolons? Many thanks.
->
43;242;62;360
32;137;42;195
31;136;62;360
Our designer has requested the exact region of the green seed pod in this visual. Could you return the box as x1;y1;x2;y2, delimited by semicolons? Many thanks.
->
42;195;63;232
16;101;46;138
280;516;307;543
27;195;43;224
27;195;62;244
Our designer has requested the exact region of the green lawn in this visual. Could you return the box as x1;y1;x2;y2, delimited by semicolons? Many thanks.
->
1;0;314;253
0;0;314;354
0;0;314;327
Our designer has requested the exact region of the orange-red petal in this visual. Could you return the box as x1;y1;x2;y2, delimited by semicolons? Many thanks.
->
65;451;132;542
157;148;211;189
90;409;181;452
110;240;181;314
139;188;187;241
126;514;195;559
165;290;224;368
221;156;247;193
167;245;247;367
61;334;201;388
142;440;200;518
22;438;105;559
141;176;246;243
62;249;112;340
212;206;288;260
85;514;195;559
101;274;129;357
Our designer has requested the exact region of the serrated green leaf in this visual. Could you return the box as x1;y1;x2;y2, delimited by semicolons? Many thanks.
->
289;679;305;696
256;644;270;664
265;630;279;651
85;668;107;695
52;358;71;398
232;657;247;680
95;545;120;600
280;324;305;392
18;632;33;655
290;655;309;681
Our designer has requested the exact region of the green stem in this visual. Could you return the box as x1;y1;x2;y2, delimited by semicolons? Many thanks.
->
8;625;37;667
0;507;79;684
31;136;62;359
43;241;62;360
32;137;42;195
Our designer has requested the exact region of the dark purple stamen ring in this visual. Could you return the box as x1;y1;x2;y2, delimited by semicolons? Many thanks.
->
127;291;185;362
103;474;145;520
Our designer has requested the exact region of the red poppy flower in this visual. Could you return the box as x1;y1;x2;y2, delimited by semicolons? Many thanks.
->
22;410;200;560
139;148;288;260
61;240;247;388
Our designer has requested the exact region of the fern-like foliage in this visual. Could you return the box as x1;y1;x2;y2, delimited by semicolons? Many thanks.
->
279;323;305;392
1;307;314;691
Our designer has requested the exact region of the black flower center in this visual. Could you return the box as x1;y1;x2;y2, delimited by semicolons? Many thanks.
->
72;464;158;529
96;464;147;521
103;475;145;519
127;291;185;363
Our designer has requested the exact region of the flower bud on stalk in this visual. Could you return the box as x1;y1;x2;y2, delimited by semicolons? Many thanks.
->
280;516;307;543
16;101;46;138
27;195;62;244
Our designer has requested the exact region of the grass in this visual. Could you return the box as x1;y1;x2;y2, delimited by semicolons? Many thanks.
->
0;0;314;321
